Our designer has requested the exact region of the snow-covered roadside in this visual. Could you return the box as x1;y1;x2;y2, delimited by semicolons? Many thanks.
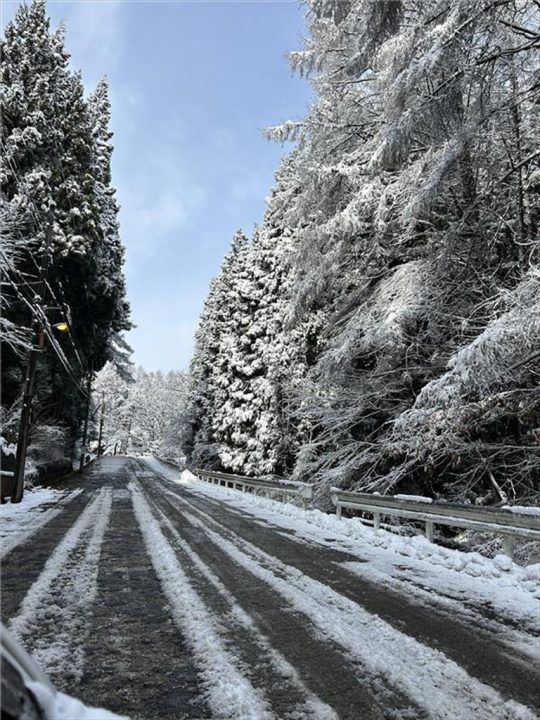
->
140;455;186;481
147;460;540;630
169;494;538;720
0;487;83;559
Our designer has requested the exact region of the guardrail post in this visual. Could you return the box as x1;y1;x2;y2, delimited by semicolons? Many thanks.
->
336;504;342;520
373;512;380;531
425;520;434;543
502;535;515;561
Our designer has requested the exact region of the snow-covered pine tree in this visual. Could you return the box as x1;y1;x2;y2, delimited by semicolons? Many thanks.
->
84;78;131;365
194;217;313;477
248;156;328;479
187;230;251;469
209;229;271;475
186;155;327;479
266;0;539;502
1;0;130;448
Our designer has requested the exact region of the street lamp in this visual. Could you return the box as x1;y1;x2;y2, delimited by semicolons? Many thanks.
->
52;321;69;332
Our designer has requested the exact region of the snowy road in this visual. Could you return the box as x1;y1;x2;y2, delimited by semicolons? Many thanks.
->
2;456;539;720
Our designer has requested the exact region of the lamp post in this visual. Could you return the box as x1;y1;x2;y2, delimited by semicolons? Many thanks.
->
97;392;105;457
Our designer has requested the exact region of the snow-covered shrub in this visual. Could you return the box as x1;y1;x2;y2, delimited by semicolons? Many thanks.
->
382;270;540;502
26;424;71;484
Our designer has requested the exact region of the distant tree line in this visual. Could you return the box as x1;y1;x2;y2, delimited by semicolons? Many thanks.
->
91;364;189;461
186;0;540;506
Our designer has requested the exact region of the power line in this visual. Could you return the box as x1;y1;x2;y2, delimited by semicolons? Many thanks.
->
2;260;89;400
1;142;91;378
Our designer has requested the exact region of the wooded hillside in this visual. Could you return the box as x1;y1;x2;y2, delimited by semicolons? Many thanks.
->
186;0;540;507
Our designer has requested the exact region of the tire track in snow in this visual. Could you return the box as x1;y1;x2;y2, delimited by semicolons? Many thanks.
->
9;488;112;687
79;478;210;720
147;483;414;720
159;477;540;712
129;481;273;720
166;487;538;720
148;492;339;720
1;488;84;560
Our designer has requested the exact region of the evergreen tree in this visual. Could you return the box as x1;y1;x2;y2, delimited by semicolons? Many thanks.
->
93;364;188;459
190;0;539;507
1;0;130;448
263;0;539;496
187;230;250;469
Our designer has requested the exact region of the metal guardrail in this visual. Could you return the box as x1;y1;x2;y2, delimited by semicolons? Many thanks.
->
194;468;314;510
331;488;540;559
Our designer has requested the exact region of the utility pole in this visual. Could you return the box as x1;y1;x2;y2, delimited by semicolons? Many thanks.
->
97;392;105;456
11;326;45;503
79;373;92;472
123;419;132;455
12;215;53;504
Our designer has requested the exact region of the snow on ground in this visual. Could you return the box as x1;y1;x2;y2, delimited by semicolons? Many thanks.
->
141;455;188;482
502;506;540;517
27;682;128;720
9;488;112;684
0;487;83;559
152;499;338;720
393;494;433;503
129;480;273;720
149;460;540;632
165;490;538;720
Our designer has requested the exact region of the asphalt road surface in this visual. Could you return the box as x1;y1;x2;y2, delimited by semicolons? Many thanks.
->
2;457;538;720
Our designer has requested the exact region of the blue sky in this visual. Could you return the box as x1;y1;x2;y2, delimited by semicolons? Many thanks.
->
2;0;311;371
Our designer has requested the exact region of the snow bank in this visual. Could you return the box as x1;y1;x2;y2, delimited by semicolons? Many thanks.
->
1;487;82;559
141;456;191;484
1;486;65;520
